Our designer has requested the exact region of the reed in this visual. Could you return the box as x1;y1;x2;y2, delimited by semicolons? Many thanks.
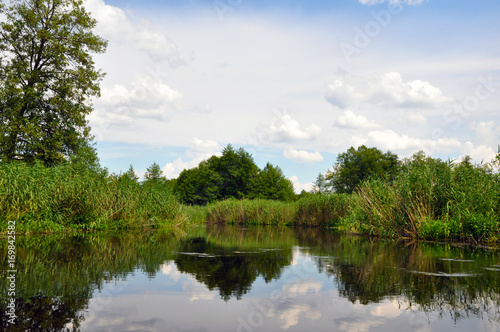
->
0;162;186;233
294;193;350;227
341;157;500;243
205;198;297;225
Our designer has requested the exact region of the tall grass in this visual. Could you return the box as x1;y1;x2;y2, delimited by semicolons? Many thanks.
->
294;194;350;227
205;194;349;227
0;162;186;232
206;198;297;225
204;155;500;244
343;157;500;243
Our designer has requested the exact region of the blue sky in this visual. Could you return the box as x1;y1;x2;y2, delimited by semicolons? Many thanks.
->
78;0;500;191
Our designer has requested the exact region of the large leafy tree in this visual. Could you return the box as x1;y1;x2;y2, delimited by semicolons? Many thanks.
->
174;145;295;205
328;145;398;193
0;0;107;165
253;162;295;201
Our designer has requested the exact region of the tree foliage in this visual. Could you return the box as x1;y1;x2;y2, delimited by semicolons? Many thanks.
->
174;145;295;205
0;0;107;165
253;162;295;201
328;145;399;193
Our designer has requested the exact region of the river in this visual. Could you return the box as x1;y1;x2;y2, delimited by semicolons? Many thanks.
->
1;225;499;331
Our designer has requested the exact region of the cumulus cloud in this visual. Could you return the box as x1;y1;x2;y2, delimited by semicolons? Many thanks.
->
255;112;321;144
85;0;187;130
334;110;380;129
367;129;462;153
326;72;452;109
458;142;497;165
289;176;314;193
95;75;183;123
471;121;498;147
283;148;324;163
84;0;184;65
163;138;221;179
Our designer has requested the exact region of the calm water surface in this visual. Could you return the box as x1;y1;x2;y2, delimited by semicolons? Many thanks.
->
1;225;500;331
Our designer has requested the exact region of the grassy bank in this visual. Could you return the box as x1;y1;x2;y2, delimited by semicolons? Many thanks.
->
204;194;349;227
205;158;500;245
344;157;500;243
0;162;187;233
3;156;499;245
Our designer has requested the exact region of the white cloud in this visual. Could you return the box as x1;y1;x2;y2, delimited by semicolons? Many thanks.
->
471;121;498;147
326;72;452;109
84;0;183;65
458;142;497;165
163;138;221;179
283;148;324;163
95;75;183;123
256;112;321;144
334;110;380;129
186;138;221;158
366;129;462;154
407;113;427;126
289;176;314;193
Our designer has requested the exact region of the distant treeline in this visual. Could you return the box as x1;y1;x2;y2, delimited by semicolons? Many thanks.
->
206;147;500;244
2;144;500;245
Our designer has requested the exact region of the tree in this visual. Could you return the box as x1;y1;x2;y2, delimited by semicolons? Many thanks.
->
123;164;139;182
328;145;398;193
213;145;259;200
312;171;333;194
0;0;107;165
174;145;296;205
253;162;295;201
144;162;164;183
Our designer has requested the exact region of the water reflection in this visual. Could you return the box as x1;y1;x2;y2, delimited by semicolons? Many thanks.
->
1;226;499;331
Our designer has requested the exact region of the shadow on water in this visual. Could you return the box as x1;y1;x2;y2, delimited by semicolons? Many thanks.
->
1;226;500;330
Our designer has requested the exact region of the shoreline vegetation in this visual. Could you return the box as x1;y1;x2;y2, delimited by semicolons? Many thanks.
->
2;147;499;246
1;2;498;246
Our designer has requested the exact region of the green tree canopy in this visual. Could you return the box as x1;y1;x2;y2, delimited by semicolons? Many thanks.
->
144;162;163;183
328;145;399;193
0;0;107;165
174;145;294;205
253;162;295;201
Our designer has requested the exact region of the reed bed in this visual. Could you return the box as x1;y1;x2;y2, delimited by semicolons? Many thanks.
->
0;162;186;233
205;198;297;225
343;159;500;243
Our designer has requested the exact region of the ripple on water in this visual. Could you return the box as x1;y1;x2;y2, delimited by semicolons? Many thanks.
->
407;270;480;277
439;258;475;263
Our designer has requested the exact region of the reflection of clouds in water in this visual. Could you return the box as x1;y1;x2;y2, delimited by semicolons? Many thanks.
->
278;304;322;330
81;304;168;332
282;280;323;296
160;261;181;281
333;299;403;332
272;279;324;329
183;276;216;303
337;318;384;332
370;300;402;319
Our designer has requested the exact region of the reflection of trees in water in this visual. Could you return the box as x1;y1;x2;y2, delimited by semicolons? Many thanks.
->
0;230;185;331
297;228;500;323
174;236;293;301
1;226;500;330
0;294;89;332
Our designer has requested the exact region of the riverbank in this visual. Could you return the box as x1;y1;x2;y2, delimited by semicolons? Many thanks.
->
2;159;499;245
0;162;187;233
202;158;500;245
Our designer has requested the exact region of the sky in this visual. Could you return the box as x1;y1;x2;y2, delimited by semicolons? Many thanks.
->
77;0;500;192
